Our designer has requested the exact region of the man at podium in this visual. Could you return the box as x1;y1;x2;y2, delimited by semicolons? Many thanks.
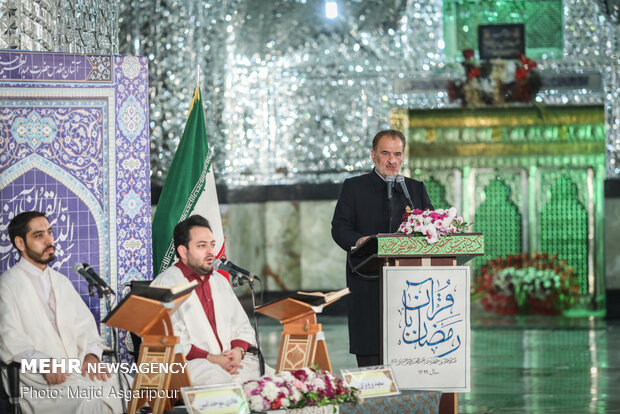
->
0;211;124;414
152;215;268;385
331;130;434;367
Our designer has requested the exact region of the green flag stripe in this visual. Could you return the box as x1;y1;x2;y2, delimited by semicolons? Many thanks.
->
152;86;211;276
159;150;213;272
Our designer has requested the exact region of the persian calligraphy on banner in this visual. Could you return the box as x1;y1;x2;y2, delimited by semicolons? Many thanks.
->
383;266;470;391
0;52;112;82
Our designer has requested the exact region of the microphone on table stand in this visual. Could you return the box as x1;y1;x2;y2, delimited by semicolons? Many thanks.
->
395;175;415;210
73;262;114;298
213;258;255;287
213;258;265;375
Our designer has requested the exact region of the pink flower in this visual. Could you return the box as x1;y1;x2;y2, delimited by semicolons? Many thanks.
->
292;368;308;382
425;226;438;243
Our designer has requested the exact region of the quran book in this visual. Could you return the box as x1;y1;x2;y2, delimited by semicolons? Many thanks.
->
293;287;350;306
130;280;198;302
102;280;197;327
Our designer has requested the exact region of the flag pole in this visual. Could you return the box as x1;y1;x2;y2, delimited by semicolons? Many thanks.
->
196;64;200;89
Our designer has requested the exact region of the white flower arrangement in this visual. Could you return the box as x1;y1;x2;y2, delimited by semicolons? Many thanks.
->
397;207;471;244
243;367;359;411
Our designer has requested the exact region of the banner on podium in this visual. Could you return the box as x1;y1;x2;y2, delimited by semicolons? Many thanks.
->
383;266;470;392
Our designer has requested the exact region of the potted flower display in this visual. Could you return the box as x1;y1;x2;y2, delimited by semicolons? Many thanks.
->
474;253;580;315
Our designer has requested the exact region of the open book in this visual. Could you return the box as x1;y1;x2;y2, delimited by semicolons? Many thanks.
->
130;280;198;302
103;280;198;326
256;287;350;323
293;287;350;306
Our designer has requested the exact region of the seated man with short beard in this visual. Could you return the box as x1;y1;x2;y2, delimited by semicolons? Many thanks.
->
151;215;271;385
0;211;124;414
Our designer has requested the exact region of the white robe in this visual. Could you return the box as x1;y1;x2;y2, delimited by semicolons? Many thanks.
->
0;260;125;414
151;266;270;385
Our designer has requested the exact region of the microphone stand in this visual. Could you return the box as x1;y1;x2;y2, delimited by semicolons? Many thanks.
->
236;273;265;376
248;276;265;376
105;292;128;414
386;176;394;233
87;282;127;413
388;199;393;233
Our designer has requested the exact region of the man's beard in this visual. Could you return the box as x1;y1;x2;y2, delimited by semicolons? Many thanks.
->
25;243;55;265
187;257;213;276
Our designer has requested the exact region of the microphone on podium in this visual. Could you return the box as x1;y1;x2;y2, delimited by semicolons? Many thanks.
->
395;175;414;209
386;175;395;200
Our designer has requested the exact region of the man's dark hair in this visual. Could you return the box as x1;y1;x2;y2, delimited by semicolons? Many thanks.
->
173;215;212;258
372;129;406;151
8;211;47;248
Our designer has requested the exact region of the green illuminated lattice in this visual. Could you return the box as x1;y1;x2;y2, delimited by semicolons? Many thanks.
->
424;177;450;210
474;178;522;270
443;0;563;59
539;175;589;294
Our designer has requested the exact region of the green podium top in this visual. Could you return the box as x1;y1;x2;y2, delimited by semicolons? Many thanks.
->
351;233;484;274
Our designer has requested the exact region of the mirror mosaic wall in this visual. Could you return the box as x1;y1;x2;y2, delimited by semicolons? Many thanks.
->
2;0;619;307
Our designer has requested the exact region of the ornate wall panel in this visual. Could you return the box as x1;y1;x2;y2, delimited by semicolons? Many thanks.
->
398;105;606;308
0;51;151;360
0;0;117;54
116;0;619;185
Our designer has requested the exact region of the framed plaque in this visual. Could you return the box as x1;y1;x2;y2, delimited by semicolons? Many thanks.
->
341;365;400;399
181;384;249;414
478;23;525;59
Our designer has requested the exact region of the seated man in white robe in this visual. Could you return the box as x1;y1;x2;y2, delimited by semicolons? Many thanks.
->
151;215;270;385
0;211;124;414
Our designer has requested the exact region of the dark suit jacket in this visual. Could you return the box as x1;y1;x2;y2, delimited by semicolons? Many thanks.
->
331;169;434;355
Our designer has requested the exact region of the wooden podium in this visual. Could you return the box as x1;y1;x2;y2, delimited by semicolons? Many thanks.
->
352;233;484;414
104;292;194;414
256;293;347;372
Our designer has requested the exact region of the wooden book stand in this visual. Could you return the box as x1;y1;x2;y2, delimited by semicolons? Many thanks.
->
256;295;345;372
104;292;193;414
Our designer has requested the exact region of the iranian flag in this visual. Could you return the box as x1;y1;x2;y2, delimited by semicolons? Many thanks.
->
151;85;227;278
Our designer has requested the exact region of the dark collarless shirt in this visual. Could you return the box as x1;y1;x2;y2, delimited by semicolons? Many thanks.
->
174;260;250;360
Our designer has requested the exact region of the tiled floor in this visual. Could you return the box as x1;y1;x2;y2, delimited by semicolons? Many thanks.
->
255;313;620;413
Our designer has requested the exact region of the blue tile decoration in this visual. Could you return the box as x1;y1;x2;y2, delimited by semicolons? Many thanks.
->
0;50;151;362
11;111;58;150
